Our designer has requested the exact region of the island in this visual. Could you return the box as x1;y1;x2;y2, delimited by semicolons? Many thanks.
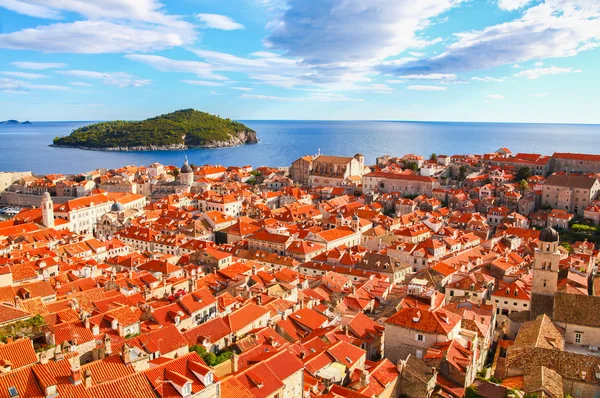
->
51;109;258;151
1;120;33;124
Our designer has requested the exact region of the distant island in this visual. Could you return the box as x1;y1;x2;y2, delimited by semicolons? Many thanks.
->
51;109;258;151
1;120;31;124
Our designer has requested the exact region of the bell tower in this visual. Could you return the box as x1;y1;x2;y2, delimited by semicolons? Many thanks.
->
530;227;560;320
532;227;560;296
42;192;55;228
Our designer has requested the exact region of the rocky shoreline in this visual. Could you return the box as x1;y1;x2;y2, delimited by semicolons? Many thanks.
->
50;130;258;151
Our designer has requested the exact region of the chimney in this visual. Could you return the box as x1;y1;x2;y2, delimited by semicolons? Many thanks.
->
232;352;239;372
257;295;262;306
360;370;370;388
104;334;112;355
84;369;92;388
71;366;83;386
122;345;131;364
397;359;405;374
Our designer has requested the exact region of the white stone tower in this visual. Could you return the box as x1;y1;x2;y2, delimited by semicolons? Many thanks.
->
532;226;560;296
41;192;55;228
180;156;194;186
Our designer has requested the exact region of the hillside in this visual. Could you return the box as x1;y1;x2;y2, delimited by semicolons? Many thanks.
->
51;109;257;150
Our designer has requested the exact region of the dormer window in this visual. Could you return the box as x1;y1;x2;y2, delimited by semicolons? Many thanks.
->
182;383;192;397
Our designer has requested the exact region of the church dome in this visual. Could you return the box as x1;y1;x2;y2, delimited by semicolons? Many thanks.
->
111;202;125;212
181;157;193;174
539;226;559;242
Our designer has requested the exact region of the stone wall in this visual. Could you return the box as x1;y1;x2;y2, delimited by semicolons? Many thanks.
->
0;192;73;206
505;346;600;397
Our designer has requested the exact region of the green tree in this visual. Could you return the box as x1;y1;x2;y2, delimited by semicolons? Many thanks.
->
430;153;438;162
515;166;532;181
189;345;234;366
560;241;572;252
465;386;484;398
519;179;529;193
404;162;419;171
459;166;468;181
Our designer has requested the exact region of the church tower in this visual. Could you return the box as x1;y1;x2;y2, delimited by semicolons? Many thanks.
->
180;156;194;186
530;227;560;319
41;192;55;228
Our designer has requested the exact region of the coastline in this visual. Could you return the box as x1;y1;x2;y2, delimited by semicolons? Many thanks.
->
49;140;259;152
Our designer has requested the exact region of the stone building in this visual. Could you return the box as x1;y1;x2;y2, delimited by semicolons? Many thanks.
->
308;154;365;187
290;155;313;185
552;152;600;174
542;174;600;216
362;171;440;196
530;227;561;319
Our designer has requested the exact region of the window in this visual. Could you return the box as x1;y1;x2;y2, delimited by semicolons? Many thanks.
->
416;334;425;342
575;332;582;344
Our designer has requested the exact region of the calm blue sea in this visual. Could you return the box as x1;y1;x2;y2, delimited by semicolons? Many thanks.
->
1;120;599;175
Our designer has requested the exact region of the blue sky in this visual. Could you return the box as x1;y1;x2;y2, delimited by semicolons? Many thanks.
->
0;0;599;123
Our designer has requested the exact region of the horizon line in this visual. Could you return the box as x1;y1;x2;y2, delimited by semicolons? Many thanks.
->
5;119;600;126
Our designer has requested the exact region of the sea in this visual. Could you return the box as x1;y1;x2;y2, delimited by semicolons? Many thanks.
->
1;120;599;175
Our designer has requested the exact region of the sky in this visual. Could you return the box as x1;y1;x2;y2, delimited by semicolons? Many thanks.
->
0;0;599;123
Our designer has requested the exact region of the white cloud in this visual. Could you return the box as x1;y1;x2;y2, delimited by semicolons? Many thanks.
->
515;66;582;79
182;80;225;87
534;61;544;66
407;85;446;91
471;76;505;82
196;13;244;30
486;94;504;99
512;64;521;69
309;93;364;102
1;71;46;79
409;52;426;57
231;87;253;91
0;0;60;18
0;0;189;27
497;0;530;11
0;77;69;92
0;21;194;53
383;0;600;75
58;70;151;87
11;61;66;70
399;73;456;80
529;92;549;97
240;92;363;102
240;93;291;101
210;90;224;95
386;79;406;84
264;0;462;80
68;81;93;87
124;54;227;81
0;1;195;53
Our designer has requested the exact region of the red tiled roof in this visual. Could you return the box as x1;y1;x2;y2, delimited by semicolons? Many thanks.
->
385;307;460;335
0;338;38;369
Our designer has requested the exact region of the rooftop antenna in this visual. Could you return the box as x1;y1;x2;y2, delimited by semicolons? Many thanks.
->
318;148;321;156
